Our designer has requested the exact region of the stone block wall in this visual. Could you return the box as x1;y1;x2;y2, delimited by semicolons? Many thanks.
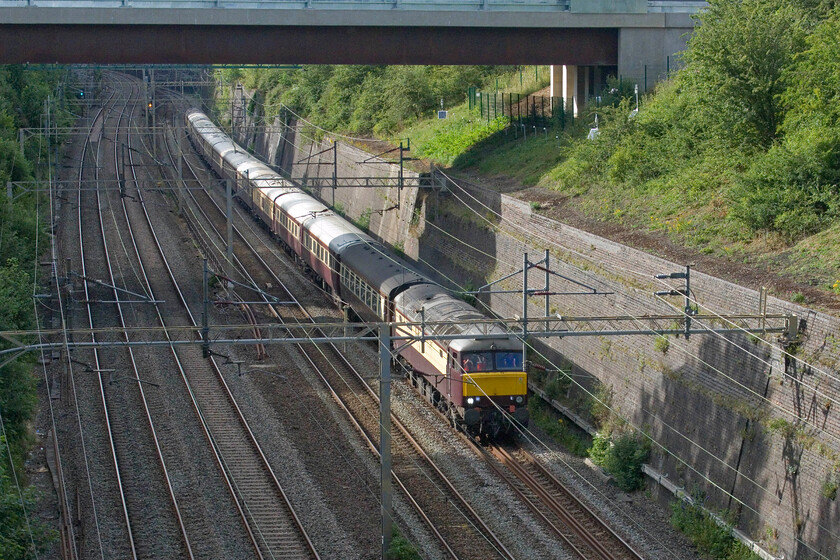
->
241;115;839;558
421;175;839;559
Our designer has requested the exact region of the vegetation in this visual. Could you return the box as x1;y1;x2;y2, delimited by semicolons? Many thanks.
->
221;65;548;137
0;65;70;558
671;498;760;560
220;2;840;296
587;431;650;492
527;398;590;457
386;529;422;560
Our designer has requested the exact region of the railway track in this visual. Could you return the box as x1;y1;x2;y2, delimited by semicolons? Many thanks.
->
485;444;645;560
116;76;320;560
163;120;519;559
74;78;189;558
59;79;134;560
53;72;319;558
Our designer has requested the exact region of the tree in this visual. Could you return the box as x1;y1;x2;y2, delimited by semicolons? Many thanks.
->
782;8;840;130
684;0;806;148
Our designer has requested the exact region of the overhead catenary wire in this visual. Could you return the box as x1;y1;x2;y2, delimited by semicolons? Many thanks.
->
165;111;509;558
437;168;838;407
439;166;839;392
430;170;840;450
412;170;830;552
177;94;832;556
653;282;840;398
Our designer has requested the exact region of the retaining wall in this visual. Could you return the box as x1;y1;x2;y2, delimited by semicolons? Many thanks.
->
242;114;839;559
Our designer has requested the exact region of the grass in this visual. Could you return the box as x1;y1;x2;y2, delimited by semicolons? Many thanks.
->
528;398;591;457
404;103;509;167
670;499;761;560
480;65;551;95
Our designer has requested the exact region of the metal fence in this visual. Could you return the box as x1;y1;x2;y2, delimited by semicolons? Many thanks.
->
469;90;575;130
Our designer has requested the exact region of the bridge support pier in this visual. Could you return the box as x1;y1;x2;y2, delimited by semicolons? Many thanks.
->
550;64;611;116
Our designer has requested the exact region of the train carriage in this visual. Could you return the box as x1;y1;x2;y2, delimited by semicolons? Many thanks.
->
336;242;425;322
185;107;528;439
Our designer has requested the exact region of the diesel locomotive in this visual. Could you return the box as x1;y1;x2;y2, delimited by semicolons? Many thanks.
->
186;109;528;438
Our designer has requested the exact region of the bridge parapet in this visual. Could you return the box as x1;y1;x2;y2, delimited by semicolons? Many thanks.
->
0;0;704;13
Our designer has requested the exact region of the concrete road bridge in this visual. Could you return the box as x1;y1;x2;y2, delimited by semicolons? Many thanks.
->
1;0;704;105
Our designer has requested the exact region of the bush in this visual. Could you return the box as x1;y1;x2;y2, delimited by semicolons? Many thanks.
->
589;431;611;465
387;530;421;560
529;399;590;457
603;433;650;492
731;126;840;240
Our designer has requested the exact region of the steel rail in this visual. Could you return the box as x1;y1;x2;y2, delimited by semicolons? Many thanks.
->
141;95;319;560
58;79;117;560
118;97;267;559
168;116;515;560
105;72;195;558
76;82;138;560
489;444;645;560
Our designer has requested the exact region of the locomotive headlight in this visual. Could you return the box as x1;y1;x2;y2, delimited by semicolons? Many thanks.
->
515;396;524;404
467;397;475;405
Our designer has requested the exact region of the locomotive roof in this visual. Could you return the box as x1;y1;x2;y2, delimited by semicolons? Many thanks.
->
394;283;518;352
340;242;426;298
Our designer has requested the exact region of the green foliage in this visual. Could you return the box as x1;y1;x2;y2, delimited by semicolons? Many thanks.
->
228;8;840;276
238;65;513;136
543;371;571;402
670;499;760;560
782;9;840;131
589;431;611;465
822;477;838;500
731;126;840;239
590;382;614;430
386;529;421;560
602;433;650;492
528;398;590;457
355;208;372;231
654;336;670;354
1;438;56;559
684;0;806;148
0;65;66;559
411;113;509;167
0;260;38;458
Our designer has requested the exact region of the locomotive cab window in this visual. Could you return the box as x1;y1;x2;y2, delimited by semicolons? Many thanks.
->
495;351;523;371
461;352;492;372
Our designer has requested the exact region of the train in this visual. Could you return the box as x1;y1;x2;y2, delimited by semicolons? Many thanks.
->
185;108;528;439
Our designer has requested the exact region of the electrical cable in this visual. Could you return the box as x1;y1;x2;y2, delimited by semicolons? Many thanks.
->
192;103;832;556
